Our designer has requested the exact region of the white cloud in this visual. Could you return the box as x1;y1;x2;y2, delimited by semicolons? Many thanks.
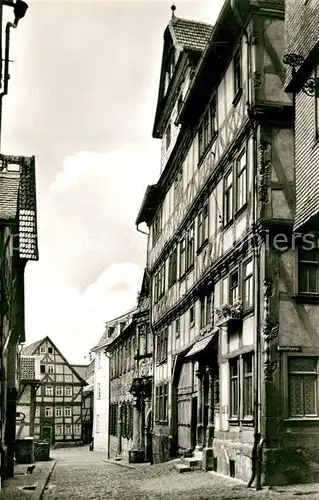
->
24;143;159;364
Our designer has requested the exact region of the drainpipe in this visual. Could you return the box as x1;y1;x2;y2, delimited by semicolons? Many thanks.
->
230;0;262;489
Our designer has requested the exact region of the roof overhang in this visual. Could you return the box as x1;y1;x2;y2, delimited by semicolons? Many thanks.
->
135;184;162;227
185;330;218;359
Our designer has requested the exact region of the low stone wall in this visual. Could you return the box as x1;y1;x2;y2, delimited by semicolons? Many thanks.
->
262;446;319;485
213;438;253;483
108;435;133;460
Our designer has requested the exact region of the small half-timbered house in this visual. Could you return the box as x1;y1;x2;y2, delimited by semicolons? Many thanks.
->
73;360;94;444
22;337;87;445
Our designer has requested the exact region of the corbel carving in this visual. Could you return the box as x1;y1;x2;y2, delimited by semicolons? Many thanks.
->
251;33;260;45
264;360;278;382
252;71;262;88
258;139;271;204
262;323;279;342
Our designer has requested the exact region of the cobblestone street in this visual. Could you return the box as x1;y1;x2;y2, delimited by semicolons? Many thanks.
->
41;447;319;500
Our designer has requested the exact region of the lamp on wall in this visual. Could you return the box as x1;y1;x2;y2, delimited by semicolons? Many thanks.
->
283;53;319;97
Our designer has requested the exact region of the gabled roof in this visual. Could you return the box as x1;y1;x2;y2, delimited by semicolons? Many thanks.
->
169;17;213;52
22;336;87;385
91;307;138;351
22;339;43;356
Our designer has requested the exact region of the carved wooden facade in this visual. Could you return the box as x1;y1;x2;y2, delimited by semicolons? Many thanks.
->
134;0;319;486
21;337;87;445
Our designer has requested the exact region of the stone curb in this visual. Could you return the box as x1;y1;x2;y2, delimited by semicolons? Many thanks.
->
30;460;57;500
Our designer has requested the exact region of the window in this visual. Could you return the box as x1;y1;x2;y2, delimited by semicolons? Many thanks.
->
109;403;118;436
55;425;63;435
230;358;239;419
198;95;217;161
236;150;247;210
166;123;171;150
243;354;253;418
299;248;319;294
243;260;253;309
154;262;165;302
40;346;46;354
156;328;168;364
288;357;318;417
120;402;133;440
40;365;45;374
224;170;233;224
64;407;71;417
108;326;115;338
179;237;186;277
189;305;195;325
173;168;183;207
97;383;101;399
233;48;242;97
47;365;54;374
200;291;213;329
35;407;40;417
45;406;52;417
74;424;81;435
155;384;168;421
175;318;180;339
153;208;162;244
230;270;239;304
186;222;195;270
56;407;62;417
56;386;63;396
48;347;53;354
65;424;72;435
119;322;125;333
45;386;53;396
65;386;72;397
315;65;319;135
197;201;209;249
168;246;177;286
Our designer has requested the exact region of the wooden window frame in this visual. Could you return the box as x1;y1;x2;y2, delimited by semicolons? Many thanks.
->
45;406;52;417
299;247;319;295
243;353;253;420
229;358;239;421
229;269;239;305
224;169;233;226
243;259;253;310
179;237;186;278
287;356;319;418
168;246;178;286
186;222;195;270
236;149;247;212
155;383;168;422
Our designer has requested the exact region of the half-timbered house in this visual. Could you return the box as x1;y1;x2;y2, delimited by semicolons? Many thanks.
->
135;0;301;486
0;154;39;479
22;337;87;446
106;273;152;463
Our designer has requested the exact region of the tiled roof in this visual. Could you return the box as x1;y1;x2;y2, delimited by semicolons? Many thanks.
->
0;174;19;220
73;364;89;381
83;373;94;394
20;356;40;381
170;17;213;52
22;339;44;356
0;154;38;261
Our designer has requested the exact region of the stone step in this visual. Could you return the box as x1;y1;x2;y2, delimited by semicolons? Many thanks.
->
174;463;191;473
181;457;202;469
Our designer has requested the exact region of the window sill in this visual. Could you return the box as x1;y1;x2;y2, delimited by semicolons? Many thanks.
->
294;294;319;304
156;359;167;366
155;420;168;425
241;418;254;426
235;203;247;219
228;418;239;426
284;417;319;423
232;88;243;107
223;218;234;231
196;239;209;255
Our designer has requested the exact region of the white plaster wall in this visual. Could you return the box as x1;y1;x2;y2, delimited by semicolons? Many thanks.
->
93;349;109;453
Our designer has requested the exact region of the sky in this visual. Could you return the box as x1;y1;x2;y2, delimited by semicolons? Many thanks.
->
2;0;224;364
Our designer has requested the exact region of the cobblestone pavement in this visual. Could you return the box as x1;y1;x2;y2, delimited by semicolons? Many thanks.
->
42;447;319;500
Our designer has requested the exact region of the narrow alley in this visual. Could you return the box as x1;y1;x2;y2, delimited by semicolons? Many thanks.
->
39;447;319;500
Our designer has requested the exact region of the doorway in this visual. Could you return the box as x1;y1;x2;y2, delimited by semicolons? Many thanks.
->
145;410;153;464
191;397;197;450
41;426;52;442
